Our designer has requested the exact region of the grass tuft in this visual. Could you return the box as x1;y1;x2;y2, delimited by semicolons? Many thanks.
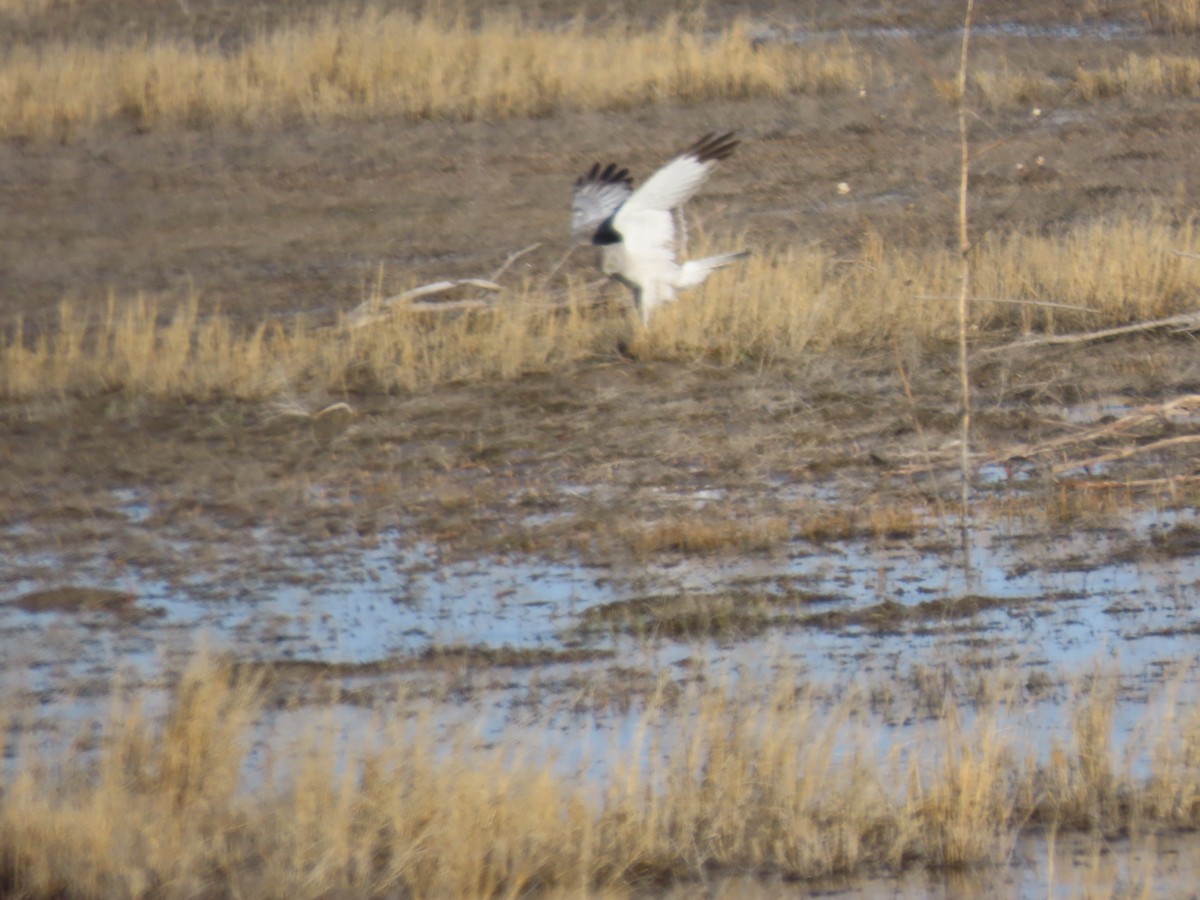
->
1076;53;1200;100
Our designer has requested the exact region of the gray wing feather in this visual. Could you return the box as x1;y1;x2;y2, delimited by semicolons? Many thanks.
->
571;162;634;242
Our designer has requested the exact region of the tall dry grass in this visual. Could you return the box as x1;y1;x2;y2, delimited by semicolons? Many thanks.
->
0;0;54;17
3;212;1197;402
1144;0;1200;31
1076;52;1200;100
0;9;863;137
642;210;1200;364
2;654;1199;897
959;52;1200;109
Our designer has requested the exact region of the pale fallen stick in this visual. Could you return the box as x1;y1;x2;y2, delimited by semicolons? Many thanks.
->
914;294;1098;313
886;446;986;478
421;280;615;313
488;242;541;282
403;278;614;315
1063;474;1200;490
261;401;355;442
407;298;496;312
985;394;1200;465
347;243;536;327
348;278;502;326
397;279;502;300
977;311;1200;355
541;244;577;289
900;395;1200;475
1052;433;1200;475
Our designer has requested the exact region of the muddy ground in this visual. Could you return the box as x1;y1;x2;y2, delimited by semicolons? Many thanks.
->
3;1;1200;323
7;0;1200;564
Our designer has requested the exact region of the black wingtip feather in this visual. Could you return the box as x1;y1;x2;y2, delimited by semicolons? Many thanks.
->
575;161;634;190
686;131;739;164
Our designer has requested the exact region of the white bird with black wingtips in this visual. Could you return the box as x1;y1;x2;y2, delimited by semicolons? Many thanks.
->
571;132;749;326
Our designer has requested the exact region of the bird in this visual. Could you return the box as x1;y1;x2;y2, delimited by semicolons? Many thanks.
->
571;132;749;326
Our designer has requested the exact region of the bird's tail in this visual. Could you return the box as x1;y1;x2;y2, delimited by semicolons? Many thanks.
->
675;250;750;288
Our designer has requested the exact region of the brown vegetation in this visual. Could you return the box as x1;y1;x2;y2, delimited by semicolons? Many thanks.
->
2;654;1198;897
3;210;1197;402
0;10;862;139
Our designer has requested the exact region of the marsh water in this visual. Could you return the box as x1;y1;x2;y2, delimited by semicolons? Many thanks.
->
5;465;1200;894
5;470;1200;752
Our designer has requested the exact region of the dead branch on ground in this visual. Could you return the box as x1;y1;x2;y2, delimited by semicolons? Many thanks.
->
976;311;1200;356
890;394;1200;482
1051;434;1200;475
346;243;544;327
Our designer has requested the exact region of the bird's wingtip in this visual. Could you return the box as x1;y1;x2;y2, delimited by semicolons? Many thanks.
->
575;161;634;190
686;131;739;164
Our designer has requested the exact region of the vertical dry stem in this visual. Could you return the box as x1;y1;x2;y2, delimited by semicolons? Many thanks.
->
956;0;975;563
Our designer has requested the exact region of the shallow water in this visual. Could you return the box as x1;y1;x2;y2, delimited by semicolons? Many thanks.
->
4;423;1200;897
6;495;1198;675
653;830;1200;898
4;478;1200;781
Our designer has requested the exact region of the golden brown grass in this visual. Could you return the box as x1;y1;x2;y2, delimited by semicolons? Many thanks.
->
610;512;791;558
969;58;1062;110
790;503;921;543
1076;53;1200;100
1144;0;1200;31
0;0;58;17
3;654;1200;897
949;52;1200;108
5;4;1199;140
3;212;1198;403
0;8;863;138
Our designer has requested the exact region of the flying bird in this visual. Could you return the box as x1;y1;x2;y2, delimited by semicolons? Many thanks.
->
571;132;748;325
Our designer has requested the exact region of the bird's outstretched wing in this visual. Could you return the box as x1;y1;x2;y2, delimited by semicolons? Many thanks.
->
611;132;739;272
615;132;737;222
571;162;634;242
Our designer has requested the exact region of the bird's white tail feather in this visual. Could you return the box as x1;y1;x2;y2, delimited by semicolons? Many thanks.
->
674;250;750;288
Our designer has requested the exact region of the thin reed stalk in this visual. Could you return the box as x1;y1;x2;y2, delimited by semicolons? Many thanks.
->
955;0;976;562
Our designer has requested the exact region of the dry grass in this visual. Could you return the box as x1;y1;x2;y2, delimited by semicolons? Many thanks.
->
610;512;791;558
1076;53;1200;100
3;654;1200;897
2;654;263;897
0;8;863;138
0;283;604;401
791;504;922;543
1144;0;1200;31
949;52;1200;108
0;0;58;17
2;211;1197;403
969;58;1062;111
